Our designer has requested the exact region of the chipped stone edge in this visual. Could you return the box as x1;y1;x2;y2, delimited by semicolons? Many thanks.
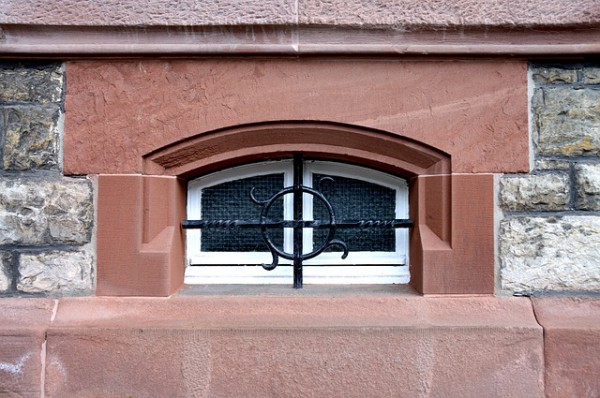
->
89;175;98;293
527;62;535;173
56;63;66;173
494;173;507;296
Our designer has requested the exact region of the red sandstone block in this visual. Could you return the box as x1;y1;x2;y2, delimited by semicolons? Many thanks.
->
532;298;600;398
64;61;528;175
0;299;55;398
45;295;544;397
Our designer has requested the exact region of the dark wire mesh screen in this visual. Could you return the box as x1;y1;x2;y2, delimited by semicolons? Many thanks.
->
201;174;284;252
313;174;396;252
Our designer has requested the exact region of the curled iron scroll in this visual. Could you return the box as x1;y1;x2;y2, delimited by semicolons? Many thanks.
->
250;184;349;271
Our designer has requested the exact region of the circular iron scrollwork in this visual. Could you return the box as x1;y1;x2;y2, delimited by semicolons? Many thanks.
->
250;184;349;271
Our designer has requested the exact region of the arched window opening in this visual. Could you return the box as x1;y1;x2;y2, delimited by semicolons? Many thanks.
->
184;155;411;287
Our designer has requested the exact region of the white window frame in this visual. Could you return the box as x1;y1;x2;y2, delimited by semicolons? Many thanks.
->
185;160;409;284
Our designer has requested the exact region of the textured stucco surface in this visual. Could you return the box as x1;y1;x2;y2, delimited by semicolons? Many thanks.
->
299;0;600;29
0;0;296;26
0;0;599;28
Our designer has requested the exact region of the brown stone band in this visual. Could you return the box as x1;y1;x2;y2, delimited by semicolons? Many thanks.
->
1;25;600;57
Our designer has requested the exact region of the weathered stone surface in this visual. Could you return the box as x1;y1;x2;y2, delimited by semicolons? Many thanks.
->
0;63;63;103
0;252;11;293
500;173;570;211
0;177;93;246
1;106;60;170
534;87;600;157
65;61;528;174
499;216;600;293
45;296;543;397
531;66;577;85
582;67;600;85
534;159;570;171
2;0;599;28
298;0;600;28
532;298;600;398
0;299;54;398
575;163;600;210
0;0;296;26
17;248;94;295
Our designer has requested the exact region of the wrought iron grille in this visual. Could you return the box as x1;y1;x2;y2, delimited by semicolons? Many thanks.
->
182;154;414;288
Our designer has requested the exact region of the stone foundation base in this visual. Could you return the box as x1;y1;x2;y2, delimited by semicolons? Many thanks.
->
2;291;597;397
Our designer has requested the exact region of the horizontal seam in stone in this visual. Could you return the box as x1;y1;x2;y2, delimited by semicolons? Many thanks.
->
527;290;600;298
0;102;61;108
500;170;569;177
502;210;600;217
0;170;85;179
44;325;542;334
536;156;600;164
0;244;91;252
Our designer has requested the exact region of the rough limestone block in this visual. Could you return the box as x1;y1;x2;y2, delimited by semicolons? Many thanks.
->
534;159;570;171
1;106;60;171
533;87;600;157
531;66;578;85
17;248;94;295
575;163;600;210
0;176;93;246
499;216;600;293
0;298;54;398
0;252;11;293
582;67;600;85
0;63;63;104
532;298;600;398
499;173;570;211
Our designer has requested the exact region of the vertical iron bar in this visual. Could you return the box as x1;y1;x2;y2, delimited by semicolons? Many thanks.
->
293;153;303;288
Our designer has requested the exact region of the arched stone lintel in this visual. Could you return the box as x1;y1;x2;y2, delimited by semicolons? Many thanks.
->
143;121;451;179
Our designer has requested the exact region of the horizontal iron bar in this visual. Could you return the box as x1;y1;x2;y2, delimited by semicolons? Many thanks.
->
190;263;407;267
182;219;414;229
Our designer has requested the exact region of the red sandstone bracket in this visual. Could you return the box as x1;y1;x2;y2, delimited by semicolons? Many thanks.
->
97;175;186;296
410;174;495;294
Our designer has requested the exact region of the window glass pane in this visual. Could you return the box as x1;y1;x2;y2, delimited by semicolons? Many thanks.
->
312;174;395;252
201;174;284;252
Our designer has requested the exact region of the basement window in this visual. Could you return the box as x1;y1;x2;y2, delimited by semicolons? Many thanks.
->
184;156;410;286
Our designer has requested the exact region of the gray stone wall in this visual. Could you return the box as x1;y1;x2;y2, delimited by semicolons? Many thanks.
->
0;63;94;297
498;64;600;295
